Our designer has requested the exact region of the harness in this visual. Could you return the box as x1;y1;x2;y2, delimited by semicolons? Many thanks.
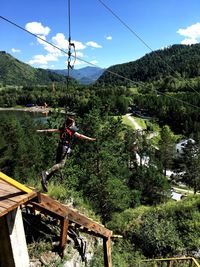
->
60;127;75;146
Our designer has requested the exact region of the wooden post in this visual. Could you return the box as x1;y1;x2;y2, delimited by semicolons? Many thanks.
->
103;237;112;267
167;260;172;267
189;258;193;267
59;217;69;258
0;208;30;267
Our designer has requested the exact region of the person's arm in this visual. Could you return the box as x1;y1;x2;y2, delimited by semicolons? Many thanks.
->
36;129;59;133
74;132;96;141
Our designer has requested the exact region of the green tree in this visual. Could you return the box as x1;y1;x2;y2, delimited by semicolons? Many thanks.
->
179;140;200;194
133;210;183;257
130;165;170;205
67;109;132;223
159;125;176;176
0;115;46;184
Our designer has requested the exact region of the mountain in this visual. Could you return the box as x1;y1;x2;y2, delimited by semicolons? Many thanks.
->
97;44;200;86
0;51;68;86
50;66;105;84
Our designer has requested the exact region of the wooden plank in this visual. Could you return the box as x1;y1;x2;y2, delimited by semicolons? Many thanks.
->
0;179;37;217
29;194;112;238
0;191;37;217
0;172;33;193
103;237;112;267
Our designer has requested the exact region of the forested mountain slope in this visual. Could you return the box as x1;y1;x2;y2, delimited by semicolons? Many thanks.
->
97;44;200;86
0;51;68;86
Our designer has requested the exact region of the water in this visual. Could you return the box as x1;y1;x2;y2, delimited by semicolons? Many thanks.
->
0;110;49;124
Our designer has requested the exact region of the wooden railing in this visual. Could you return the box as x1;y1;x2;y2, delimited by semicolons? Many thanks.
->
139;257;200;267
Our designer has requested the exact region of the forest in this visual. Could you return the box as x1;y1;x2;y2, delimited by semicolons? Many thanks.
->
0;44;200;265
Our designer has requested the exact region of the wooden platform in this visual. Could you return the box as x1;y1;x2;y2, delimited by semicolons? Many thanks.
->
0;171;112;266
0;179;37;217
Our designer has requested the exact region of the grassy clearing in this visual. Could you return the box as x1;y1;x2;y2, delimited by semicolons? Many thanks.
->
134;117;147;129
122;115;135;129
129;87;139;94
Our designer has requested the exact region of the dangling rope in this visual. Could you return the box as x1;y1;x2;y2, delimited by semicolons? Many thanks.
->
66;0;76;117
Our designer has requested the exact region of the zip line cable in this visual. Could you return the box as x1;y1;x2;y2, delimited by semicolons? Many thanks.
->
153;91;200;110
66;0;76;116
97;0;153;52
67;0;76;71
0;15;200;110
68;0;71;42
97;0;200;97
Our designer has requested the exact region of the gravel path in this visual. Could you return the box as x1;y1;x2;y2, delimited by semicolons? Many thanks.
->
126;113;142;130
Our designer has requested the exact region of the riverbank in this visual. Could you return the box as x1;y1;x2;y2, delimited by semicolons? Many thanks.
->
0;106;50;114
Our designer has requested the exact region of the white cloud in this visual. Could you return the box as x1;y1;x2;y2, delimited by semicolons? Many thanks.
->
35;36;60;57
74;59;85;66
73;59;98;67
39;65;48;69
76;51;85;58
28;54;58;65
38;35;61;55
106;36;112;40
11;48;21;53
51;34;86;51
181;38;198;45
86;41;102;48
36;35;46;44
52;33;69;50
73;40;86;50
90;60;98;65
177;22;200;44
25;22;50;36
25;21;97;68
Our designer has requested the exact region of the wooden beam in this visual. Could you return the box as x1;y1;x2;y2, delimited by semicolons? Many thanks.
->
192;258;200;267
103;237;112;267
30;194;112;238
59;218;69;258
0;172;33;194
141;257;200;267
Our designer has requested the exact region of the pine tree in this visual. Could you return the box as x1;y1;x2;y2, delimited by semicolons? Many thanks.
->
69;109;132;223
179;140;200;194
159;125;176;176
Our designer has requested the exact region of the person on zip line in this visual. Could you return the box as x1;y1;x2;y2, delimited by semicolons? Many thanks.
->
37;116;96;192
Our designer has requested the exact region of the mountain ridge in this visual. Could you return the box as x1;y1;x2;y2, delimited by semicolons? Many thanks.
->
1;44;200;87
49;66;105;84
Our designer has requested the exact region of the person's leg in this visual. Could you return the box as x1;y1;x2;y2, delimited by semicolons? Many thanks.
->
41;144;68;192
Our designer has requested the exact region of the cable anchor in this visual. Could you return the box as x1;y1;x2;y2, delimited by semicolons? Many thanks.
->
67;38;76;69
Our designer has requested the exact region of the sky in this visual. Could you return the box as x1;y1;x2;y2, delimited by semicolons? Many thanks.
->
1;0;200;70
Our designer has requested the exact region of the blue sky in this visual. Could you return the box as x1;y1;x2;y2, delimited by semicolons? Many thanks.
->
1;0;200;70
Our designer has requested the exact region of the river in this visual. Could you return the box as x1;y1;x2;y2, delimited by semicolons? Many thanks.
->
0;109;49;124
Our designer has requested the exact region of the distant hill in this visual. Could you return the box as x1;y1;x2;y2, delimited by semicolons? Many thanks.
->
97;44;200;86
50;66;105;84
0;51;68;86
